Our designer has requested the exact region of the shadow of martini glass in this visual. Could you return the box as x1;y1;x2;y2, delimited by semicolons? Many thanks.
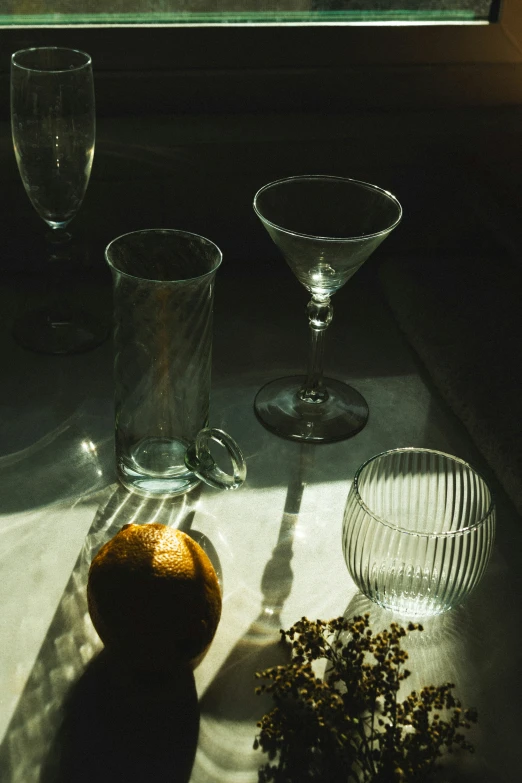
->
193;444;313;782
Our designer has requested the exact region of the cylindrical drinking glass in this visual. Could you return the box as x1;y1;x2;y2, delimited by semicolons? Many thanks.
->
342;448;496;617
105;229;246;498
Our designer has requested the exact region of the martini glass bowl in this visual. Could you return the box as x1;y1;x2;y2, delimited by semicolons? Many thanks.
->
253;175;402;442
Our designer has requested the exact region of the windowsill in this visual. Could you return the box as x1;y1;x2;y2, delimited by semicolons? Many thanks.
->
0;3;521;113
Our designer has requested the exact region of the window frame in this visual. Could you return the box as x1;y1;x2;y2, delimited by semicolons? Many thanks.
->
0;0;521;113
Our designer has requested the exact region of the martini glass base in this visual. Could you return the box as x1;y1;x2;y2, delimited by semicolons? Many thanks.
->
254;375;369;443
12;306;109;355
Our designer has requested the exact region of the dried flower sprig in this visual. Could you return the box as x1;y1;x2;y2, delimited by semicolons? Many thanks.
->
254;614;477;782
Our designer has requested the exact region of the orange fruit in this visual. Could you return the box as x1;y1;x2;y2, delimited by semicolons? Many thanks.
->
87;523;222;669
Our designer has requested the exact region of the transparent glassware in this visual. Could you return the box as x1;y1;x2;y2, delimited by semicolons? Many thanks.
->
342;448;496;617
10;46;106;354
253;175;402;442
105;228;247;498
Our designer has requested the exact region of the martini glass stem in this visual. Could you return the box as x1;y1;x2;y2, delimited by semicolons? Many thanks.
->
299;294;333;404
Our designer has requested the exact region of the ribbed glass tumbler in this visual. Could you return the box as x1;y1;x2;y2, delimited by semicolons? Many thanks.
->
342;448;496;617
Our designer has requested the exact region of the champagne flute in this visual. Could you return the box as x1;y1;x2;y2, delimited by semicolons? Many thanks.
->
253;175;402;443
11;46;106;354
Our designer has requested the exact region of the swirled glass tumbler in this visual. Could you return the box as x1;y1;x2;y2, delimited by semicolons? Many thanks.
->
106;229;245;497
342;448;496;617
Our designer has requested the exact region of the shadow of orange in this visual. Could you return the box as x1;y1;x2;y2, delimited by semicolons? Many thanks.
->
41;649;199;783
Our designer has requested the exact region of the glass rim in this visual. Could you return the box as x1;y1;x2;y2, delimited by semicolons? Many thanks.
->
253;174;402;242
105;228;223;283
11;47;92;73
352;446;495;538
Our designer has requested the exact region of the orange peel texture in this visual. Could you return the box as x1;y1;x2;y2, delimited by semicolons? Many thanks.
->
87;523;222;669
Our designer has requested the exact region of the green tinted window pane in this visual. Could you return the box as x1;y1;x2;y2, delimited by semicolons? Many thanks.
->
0;1;498;27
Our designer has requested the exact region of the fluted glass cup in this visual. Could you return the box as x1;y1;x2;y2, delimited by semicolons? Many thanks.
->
105;229;246;498
342;448;496;617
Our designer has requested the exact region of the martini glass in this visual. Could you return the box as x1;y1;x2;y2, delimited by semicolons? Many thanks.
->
253;175;402;442
11;47;106;354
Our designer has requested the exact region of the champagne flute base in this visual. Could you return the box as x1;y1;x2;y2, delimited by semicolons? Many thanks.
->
12;306;109;355
254;375;368;443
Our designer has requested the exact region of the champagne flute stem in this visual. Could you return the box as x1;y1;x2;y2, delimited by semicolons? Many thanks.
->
45;227;75;319
47;226;72;247
298;294;333;404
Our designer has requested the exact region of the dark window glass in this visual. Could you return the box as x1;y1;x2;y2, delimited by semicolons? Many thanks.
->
0;1;499;27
